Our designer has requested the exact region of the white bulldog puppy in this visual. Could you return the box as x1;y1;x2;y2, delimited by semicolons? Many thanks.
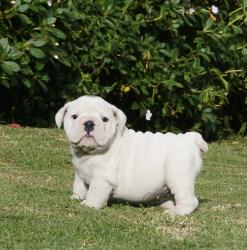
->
55;95;208;216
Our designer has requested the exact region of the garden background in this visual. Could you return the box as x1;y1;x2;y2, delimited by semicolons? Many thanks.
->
0;0;247;138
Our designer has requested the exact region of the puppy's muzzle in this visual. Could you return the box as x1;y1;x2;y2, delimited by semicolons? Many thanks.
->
84;120;95;134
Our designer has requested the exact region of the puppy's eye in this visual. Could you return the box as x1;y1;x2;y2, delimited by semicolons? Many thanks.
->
102;117;109;122
72;114;78;119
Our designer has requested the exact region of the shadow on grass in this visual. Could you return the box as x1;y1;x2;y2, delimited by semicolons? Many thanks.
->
108;193;174;208
108;195;211;208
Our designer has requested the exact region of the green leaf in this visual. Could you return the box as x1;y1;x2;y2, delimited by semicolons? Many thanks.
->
171;0;180;4
219;75;229;91
140;85;148;95
18;4;29;12
22;66;33;75
164;80;183;88
159;49;171;58
29;48;46;59
36;62;45;71
244;1;247;14
32;40;47;47
18;13;32;24
131;102;139;110
37;80;48;91
8;49;23;60
44;17;57;25
1;61;20;75
39;75;49;82
47;27;67;40
239;122;247;135
1;79;10;88
124;0;133;9
58;57;71;67
126;55;137;61
22;77;32;88
203;19;214;31
54;28;67;39
0;38;9;50
0;40;9;60
48;17;57;24
131;86;141;95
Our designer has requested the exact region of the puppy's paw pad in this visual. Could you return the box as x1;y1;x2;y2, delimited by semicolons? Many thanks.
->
161;200;175;209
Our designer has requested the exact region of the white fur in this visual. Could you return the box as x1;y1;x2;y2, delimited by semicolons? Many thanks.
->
55;96;208;216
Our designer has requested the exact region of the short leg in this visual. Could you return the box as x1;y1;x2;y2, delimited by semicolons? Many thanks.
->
71;171;88;201
162;171;199;216
81;179;112;209
165;193;199;216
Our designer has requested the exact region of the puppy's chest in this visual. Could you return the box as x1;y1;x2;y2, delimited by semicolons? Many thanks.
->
73;158;94;184
73;157;105;185
78;167;92;184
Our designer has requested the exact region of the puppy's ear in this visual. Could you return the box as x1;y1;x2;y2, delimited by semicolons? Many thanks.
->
55;102;70;128
112;105;126;136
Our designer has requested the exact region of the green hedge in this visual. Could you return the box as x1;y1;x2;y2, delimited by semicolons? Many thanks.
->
0;0;247;139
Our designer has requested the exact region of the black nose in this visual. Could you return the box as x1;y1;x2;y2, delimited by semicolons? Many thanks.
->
83;120;95;133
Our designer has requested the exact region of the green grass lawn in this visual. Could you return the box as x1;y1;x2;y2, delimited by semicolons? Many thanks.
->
0;125;246;250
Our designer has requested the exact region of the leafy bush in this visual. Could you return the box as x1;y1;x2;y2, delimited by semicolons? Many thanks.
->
0;0;246;139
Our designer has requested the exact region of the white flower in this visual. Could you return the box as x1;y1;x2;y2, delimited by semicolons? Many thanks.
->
189;8;195;15
225;92;228;96
145;110;152;121
47;0;52;7
55;42;59;46
53;54;59;60
211;5;219;15
11;0;16;4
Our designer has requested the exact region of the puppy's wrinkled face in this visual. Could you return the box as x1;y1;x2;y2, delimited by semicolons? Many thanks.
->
55;96;126;153
64;100;116;151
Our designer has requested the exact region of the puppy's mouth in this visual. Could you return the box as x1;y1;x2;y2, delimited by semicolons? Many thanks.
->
71;134;97;146
85;134;94;138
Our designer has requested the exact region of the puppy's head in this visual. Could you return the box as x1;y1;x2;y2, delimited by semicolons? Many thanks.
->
55;96;126;153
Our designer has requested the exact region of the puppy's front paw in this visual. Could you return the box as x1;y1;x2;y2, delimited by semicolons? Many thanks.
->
70;194;85;201
80;200;104;209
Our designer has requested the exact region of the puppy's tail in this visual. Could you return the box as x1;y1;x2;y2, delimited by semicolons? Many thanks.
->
185;132;208;154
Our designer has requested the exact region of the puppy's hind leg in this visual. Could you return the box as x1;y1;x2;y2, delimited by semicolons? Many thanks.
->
162;158;200;216
71;171;88;201
161;182;199;216
169;192;198;216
